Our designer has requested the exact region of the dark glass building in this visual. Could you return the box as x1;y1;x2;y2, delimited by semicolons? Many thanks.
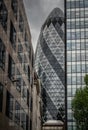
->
35;8;65;123
66;0;88;129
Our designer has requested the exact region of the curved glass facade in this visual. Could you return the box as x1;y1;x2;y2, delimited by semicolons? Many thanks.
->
35;8;65;123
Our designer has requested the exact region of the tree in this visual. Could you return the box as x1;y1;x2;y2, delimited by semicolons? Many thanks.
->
72;74;88;130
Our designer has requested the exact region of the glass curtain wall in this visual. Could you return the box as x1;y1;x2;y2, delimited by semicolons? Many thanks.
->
66;0;88;129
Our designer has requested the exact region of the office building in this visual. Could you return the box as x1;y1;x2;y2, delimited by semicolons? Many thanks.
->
35;8;65;123
66;0;88;129
0;0;34;130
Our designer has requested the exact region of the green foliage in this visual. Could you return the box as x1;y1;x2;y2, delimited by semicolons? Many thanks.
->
72;74;88;129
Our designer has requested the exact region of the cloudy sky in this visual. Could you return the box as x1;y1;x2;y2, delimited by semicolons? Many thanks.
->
23;0;64;52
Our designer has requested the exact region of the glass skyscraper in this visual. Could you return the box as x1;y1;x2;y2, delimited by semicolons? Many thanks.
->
35;8;65;123
66;0;88;129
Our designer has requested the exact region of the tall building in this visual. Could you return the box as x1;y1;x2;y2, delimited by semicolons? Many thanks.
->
35;8;65;123
66;0;88;129
0;0;34;130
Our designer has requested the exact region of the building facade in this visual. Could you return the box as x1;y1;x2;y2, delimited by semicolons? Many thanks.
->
32;72;42;130
35;8;65;123
0;0;34;130
66;0;88;129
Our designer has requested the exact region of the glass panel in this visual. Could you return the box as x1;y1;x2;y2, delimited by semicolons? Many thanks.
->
8;55;15;81
11;0;18;19
10;21;16;50
15;101;20;125
0;83;3;112
6;91;14;120
0;0;8;31
0;39;6;70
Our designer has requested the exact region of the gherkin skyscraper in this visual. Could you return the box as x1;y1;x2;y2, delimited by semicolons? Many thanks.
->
35;8;65;123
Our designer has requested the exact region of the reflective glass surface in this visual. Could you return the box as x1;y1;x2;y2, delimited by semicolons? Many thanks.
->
66;0;88;129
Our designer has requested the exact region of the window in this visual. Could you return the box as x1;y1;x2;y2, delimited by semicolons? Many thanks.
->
76;42;80;50
72;42;75;50
67;53;71;62
67;42;71;51
71;1;75;8
86;64;88;73
15;101;20;125
18;40;23;63
81;31;85;39
0;0;8;31
10;21;16;50
8;55;15;81
67;100;72;109
76;53;80;61
21;108;26;130
30;97;33;112
67;65;71;73
72;76;76;85
30;119;32;130
81;53;85;61
67;2;70;9
67;32;71;40
67;88;71;97
76;1;79;8
24;32;29;49
85;0;88;7
22;81;27;100
77;64;81;73
80;0;84;8
72;53;76;62
86;53;88;60
67;21;70;29
80;42;85;50
0;83;3;112
80;21;84;28
72;32;76;40
32;54;34;68
16;69;22;92
67;11;70;19
71;11;75;19
72;65;76;73
11;0;18;19
82;64;85;72
27;90;29;107
0;39;6;70
77;76;81;85
68;112;72;119
28;66;30;82
16;77;21;91
71;21;75;29
19;11;24;33
76;31;80;39
85;21;88;28
67;76;71;85
26;115;29;130
6;91;14;120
